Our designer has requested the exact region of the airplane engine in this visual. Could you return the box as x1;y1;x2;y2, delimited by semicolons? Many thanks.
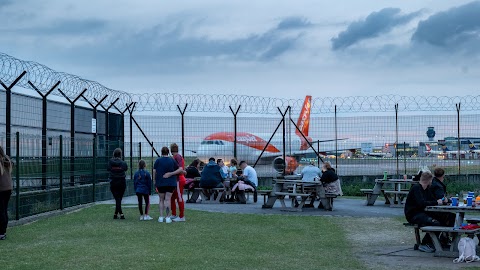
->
273;156;299;174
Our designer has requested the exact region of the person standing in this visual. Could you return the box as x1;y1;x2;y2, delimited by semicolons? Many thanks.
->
154;147;183;224
108;148;128;220
0;146;13;240
134;160;152;221
170;143;186;222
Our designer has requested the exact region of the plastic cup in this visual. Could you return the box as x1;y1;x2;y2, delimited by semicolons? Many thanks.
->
467;196;473;206
451;197;458;206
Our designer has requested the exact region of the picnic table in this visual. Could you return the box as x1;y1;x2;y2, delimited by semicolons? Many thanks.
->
262;177;337;211
361;179;415;206
422;205;480;257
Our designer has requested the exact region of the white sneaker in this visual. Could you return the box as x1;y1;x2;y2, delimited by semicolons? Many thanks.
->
140;215;144;221
170;215;178;220
172;217;186;222
165;217;172;224
158;217;164;223
144;215;153;221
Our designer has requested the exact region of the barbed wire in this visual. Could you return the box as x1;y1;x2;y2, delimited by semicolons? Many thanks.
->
1;52;479;114
0;52;132;109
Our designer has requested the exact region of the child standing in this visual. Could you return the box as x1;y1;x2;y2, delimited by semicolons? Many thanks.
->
134;160;153;221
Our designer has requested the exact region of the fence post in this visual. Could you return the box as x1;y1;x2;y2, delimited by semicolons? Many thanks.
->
334;105;338;171
15;132;20;220
229;105;241;160
93;136;97;202
27;80;60;190
58;88;88;186
139;142;142;160
59;135;63;210
0;71;26;157
456;103;461;175
177;104;188;158
395;103;399;177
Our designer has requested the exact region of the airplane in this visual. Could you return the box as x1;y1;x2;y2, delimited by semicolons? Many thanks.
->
196;95;347;174
468;141;480;154
425;143;467;157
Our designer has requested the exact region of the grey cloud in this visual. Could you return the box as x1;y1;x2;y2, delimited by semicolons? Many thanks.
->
23;19;107;35
0;0;13;8
276;16;312;30
331;8;422;50
412;1;480;49
59;16;309;69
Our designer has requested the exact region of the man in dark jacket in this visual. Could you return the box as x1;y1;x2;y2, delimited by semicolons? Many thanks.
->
200;157;224;201
200;157;224;188
404;170;442;253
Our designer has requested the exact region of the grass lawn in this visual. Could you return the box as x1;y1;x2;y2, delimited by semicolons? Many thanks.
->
2;205;365;270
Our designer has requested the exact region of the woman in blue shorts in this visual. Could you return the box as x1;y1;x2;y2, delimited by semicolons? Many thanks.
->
153;146;183;224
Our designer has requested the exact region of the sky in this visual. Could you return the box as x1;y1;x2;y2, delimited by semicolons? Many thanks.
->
1;0;480;99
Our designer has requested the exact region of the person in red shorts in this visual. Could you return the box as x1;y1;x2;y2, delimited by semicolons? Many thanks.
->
170;143;187;222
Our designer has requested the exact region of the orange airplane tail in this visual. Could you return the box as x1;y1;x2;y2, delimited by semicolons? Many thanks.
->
295;95;312;137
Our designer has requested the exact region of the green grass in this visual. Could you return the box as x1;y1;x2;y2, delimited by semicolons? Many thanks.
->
2;205;365;270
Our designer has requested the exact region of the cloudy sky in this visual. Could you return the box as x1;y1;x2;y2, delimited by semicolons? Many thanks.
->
1;0;479;99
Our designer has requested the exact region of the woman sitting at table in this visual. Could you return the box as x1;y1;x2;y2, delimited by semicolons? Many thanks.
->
185;159;201;203
320;162;343;196
404;170;444;253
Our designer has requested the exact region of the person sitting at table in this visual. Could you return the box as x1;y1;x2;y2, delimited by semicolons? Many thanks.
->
301;160;322;182
404;170;444;253
430;167;456;244
299;160;322;207
217;159;229;179
316;162;342;208
229;159;238;180
200;157;224;200
239;161;258;203
185;159;201;203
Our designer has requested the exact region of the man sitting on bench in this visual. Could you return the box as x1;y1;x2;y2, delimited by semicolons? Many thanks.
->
404;170;444;253
200;157;224;200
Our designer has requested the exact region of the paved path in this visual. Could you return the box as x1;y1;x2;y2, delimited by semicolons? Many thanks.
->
100;195;404;218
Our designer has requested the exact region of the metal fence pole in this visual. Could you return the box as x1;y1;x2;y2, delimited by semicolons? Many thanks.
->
139;142;142;160
229;105;241;160
0;71;26;157
93;136;97;202
177;104;188;158
15;132;20;220
28;80;60;190
395;104;399;177
456;103;461;175
59;135;63;210
335;105;338;171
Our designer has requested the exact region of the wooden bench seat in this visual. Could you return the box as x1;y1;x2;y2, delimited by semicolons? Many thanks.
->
194;187;225;203
257;190;272;204
383;190;409;206
420;226;480;257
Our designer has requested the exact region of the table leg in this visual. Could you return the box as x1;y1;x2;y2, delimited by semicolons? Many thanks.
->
368;183;383;205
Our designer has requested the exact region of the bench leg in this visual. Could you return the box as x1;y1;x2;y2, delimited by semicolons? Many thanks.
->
366;194;379;206
414;228;421;250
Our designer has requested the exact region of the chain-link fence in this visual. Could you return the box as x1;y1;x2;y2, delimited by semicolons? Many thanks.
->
3;51;480;219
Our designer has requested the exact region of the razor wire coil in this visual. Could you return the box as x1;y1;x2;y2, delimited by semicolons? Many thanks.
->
1;52;479;114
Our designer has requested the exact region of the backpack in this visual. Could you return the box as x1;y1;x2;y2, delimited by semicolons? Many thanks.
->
453;237;480;263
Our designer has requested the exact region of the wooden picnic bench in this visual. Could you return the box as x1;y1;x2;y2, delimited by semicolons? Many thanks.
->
262;179;338;211
421;226;480;257
194;187;226;204
363;179;415;206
